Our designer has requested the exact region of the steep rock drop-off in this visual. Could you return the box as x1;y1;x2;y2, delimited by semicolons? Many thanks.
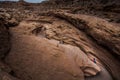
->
0;20;10;59
0;12;22;80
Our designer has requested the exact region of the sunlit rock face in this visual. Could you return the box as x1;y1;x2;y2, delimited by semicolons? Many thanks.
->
5;19;101;80
59;44;101;77
48;12;120;80
50;12;120;57
5;35;101;80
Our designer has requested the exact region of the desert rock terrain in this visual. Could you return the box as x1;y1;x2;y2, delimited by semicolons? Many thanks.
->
0;0;120;80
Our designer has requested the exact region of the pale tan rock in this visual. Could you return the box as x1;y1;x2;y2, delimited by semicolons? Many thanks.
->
5;34;101;80
59;44;101;77
47;12;120;80
50;12;120;56
5;20;101;80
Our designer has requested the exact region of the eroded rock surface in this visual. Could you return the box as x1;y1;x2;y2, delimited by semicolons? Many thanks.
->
0;14;10;59
48;12;120;80
0;11;22;80
5;20;102;80
27;12;120;80
0;3;119;80
50;12;120;57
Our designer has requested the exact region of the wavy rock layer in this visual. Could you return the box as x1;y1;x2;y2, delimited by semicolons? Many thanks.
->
48;12;120;80
5;20;102;80
50;12;120;56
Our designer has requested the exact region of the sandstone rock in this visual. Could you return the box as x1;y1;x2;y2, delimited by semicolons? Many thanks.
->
5;20;101;80
0;61;12;73
0;7;119;80
51;12;120;57
5;35;101;80
0;13;11;20
85;65;113;80
0;61;20;80
0;70;20;80
0;20;10;59
0;13;19;27
6;18;19;27
48;12;120;80
59;44;101;77
0;12;20;59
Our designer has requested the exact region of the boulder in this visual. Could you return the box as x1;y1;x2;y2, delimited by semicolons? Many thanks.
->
0;12;19;27
5;35;100;80
6;18;19;27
